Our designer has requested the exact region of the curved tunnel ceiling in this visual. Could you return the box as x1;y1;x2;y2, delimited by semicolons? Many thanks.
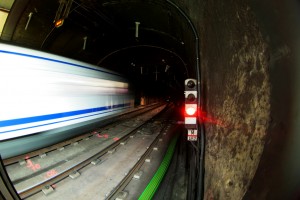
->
1;0;197;97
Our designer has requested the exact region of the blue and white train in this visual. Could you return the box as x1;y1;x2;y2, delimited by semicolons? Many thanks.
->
0;43;134;158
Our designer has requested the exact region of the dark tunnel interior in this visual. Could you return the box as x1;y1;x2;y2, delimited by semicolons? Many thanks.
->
1;0;196;102
1;0;300;199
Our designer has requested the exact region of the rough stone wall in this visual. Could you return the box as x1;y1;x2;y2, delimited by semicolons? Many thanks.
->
173;0;271;199
200;1;270;199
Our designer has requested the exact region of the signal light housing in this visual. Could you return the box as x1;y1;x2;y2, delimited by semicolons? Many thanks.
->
184;79;198;130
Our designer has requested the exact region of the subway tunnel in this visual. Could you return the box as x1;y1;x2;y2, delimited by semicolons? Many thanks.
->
0;0;299;199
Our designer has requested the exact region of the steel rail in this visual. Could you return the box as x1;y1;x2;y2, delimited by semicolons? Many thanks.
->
17;104;169;199
104;103;176;199
105;123;169;200
3;103;163;166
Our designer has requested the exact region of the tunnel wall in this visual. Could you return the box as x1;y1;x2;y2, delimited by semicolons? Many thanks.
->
171;0;271;199
244;1;300;199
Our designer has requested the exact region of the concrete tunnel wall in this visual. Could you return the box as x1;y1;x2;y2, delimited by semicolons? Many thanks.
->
172;0;300;199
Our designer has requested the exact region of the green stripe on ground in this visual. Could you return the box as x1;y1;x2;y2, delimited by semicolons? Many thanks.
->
138;132;179;200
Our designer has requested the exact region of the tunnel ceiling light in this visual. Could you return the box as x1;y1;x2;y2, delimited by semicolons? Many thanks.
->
25;12;33;30
83;36;87;50
55;19;64;28
135;21;140;38
165;65;170;72
54;0;72;28
154;66;160;81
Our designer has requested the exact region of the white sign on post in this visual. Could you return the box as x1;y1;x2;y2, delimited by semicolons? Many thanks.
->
187;129;198;141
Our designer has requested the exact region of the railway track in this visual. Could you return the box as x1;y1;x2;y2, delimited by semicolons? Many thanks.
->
3;103;163;166
4;103;180;199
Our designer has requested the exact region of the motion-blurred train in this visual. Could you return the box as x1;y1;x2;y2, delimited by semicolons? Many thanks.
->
0;43;134;159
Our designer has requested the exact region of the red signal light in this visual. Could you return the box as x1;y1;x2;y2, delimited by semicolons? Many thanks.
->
185;104;197;116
